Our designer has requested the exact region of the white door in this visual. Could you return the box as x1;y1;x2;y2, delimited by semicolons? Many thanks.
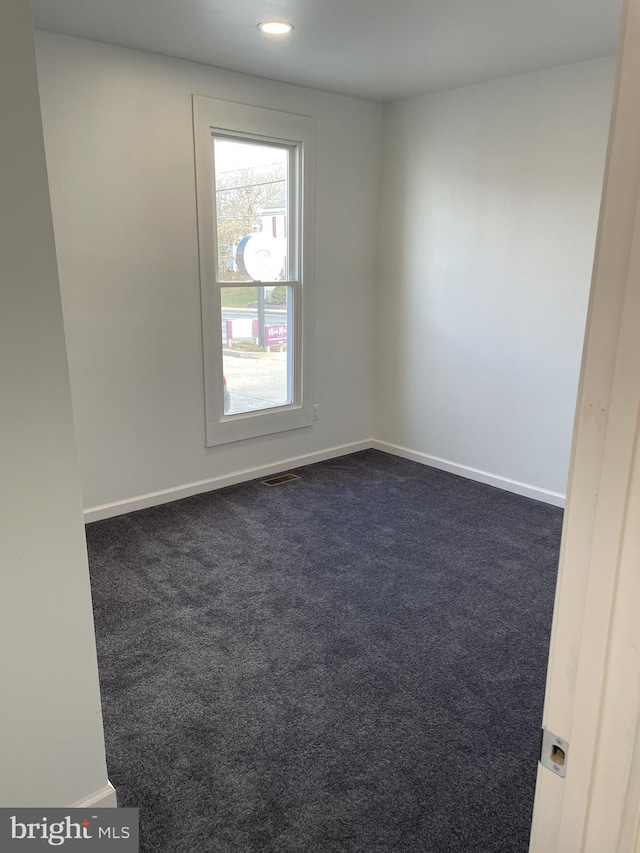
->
529;1;640;849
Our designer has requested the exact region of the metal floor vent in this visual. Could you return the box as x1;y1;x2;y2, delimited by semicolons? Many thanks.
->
261;472;300;487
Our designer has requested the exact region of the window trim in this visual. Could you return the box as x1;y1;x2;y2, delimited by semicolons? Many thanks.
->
192;96;315;447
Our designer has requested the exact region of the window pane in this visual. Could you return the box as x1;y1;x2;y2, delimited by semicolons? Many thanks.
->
213;139;288;282
221;285;291;415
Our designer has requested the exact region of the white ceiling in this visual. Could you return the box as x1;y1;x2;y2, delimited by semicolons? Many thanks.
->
32;0;622;102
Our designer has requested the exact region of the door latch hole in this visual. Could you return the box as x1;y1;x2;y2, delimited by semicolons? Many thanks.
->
551;745;566;766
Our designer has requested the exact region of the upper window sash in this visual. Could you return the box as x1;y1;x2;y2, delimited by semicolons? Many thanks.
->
211;133;300;286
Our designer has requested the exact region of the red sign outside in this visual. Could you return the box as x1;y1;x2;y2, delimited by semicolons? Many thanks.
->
264;324;287;346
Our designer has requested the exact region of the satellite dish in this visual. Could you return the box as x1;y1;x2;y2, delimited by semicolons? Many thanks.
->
236;233;285;282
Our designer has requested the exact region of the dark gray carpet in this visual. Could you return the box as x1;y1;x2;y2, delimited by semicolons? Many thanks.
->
86;449;562;853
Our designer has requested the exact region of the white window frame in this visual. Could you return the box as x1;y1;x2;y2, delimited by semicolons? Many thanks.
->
193;95;315;447
192;96;315;447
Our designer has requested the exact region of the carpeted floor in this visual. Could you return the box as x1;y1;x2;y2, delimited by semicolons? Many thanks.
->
86;449;562;852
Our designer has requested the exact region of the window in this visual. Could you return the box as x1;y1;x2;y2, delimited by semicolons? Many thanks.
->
193;96;315;446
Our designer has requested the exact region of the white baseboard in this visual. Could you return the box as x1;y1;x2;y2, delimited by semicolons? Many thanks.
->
371;440;566;508
71;782;117;808
84;441;372;522
84;439;565;521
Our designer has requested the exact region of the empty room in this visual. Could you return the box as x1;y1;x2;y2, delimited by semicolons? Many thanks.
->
5;0;640;851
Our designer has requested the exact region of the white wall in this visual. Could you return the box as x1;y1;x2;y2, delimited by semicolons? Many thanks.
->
35;33;382;513
375;59;616;500
35;34;614;510
0;2;111;807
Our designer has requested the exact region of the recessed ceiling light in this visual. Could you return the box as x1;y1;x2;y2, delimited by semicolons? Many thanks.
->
258;20;294;35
